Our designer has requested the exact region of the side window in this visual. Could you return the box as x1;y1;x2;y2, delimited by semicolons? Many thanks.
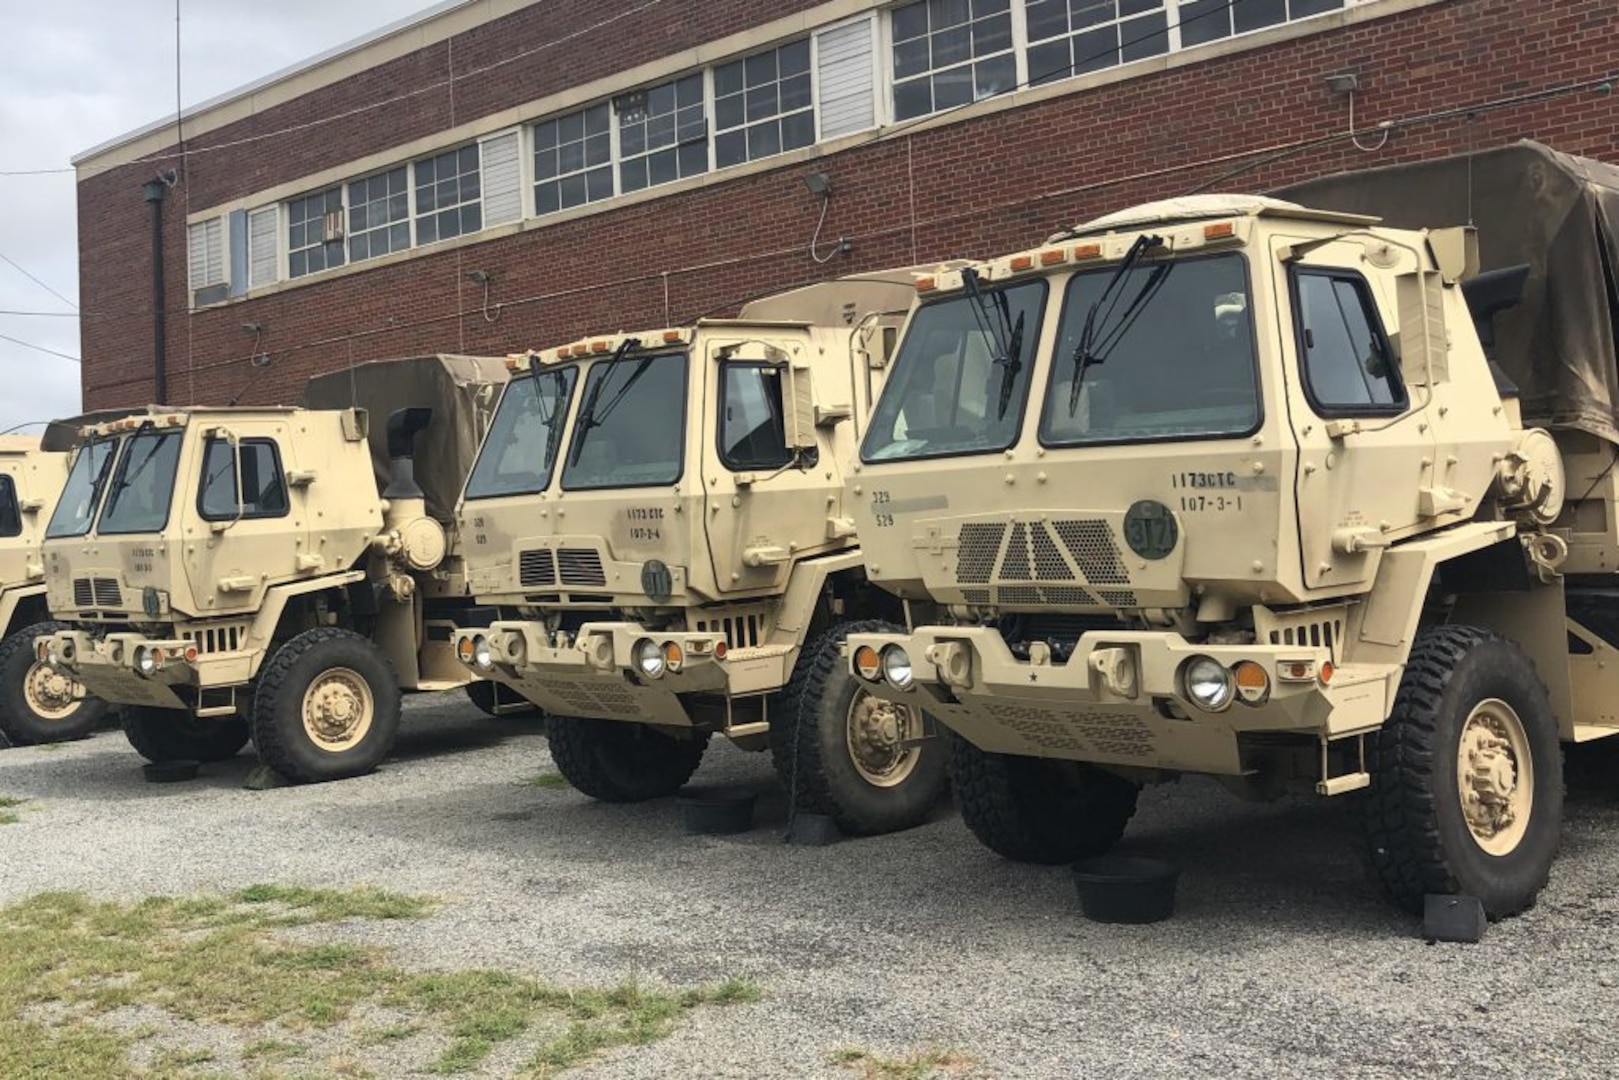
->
1293;270;1406;414
719;364;815;471
199;438;289;521
0;476;19;538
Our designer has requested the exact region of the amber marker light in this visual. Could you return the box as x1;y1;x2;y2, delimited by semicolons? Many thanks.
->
663;330;684;343
1040;248;1067;266
1073;243;1103;260
183;645;200;663
1010;254;1034;271
1319;661;1335;685
853;645;882;682
713;640;729;661
1204;221;1236;240
662;640;684;673
915;275;937;292
1233;660;1271;706
457;636;476;664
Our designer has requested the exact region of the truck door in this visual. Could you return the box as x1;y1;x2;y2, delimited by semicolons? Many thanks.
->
182;422;306;616
703;338;832;596
1275;236;1437;591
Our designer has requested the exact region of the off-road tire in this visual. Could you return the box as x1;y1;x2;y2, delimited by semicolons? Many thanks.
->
250;627;402;783
1359;625;1562;918
0;622;109;745
769;619;949;836
547;716;708;802
951;734;1139;864
465;679;541;718
122;705;249;763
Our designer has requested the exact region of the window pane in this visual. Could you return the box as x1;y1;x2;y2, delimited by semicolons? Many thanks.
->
99;432;182;534
715;59;744;96
1179;0;1232;45
720;366;794;470
782;110;816;151
895;78;932;121
1026;0;1069;41
1120;11;1169;61
1296;273;1405;411
1291;0;1343;16
893;2;929;42
0;477;21;538
1029;39;1072;83
561;354;688;490
1234;0;1287;32
716;130;748;169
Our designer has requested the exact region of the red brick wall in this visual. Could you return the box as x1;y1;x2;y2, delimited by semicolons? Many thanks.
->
77;0;1619;408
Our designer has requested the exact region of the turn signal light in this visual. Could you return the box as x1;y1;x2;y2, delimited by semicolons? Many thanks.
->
1233;660;1271;706
915;275;937;292
713;640;729;661
1204;221;1236;240
183;645;200;663
457;637;475;663
662;641;684;673
663;330;684;343
1319;661;1335;685
852;644;882;682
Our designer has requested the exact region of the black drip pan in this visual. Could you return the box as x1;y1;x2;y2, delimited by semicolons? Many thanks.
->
677;787;757;835
1072;856;1179;924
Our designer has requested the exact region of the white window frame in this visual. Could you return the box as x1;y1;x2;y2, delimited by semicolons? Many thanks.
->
614;71;711;196
533;102;617;217
285;184;346;280
346;164;412;264
412;143;485;248
887;0;1021;123
712;36;817;170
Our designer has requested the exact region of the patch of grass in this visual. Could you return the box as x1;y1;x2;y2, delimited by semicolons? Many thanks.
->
832;1046;978;1080
521;771;570;790
0;795;25;807
0;795;24;825
0;886;756;1078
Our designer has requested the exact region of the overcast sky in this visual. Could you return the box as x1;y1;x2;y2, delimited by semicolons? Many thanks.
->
0;0;443;435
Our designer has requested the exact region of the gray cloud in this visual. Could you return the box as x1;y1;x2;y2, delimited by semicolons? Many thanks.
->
0;0;441;433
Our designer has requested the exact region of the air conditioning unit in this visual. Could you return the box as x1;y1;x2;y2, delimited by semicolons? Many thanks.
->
322;210;345;243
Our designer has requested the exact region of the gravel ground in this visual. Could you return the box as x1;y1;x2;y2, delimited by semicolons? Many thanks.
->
4;695;1619;1078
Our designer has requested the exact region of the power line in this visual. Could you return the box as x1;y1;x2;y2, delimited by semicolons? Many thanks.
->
0;252;77;311
0;331;81;363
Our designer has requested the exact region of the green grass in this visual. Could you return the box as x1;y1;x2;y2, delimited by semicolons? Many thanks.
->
521;770;570;790
0;795;25;825
832;1046;977;1080
0;885;757;1078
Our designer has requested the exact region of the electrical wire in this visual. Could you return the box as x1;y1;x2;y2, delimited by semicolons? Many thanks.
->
0;331;81;363
0;252;77;311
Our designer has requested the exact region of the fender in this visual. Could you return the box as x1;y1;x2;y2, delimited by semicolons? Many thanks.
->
770;548;868;647
0;583;46;637
242;570;367;678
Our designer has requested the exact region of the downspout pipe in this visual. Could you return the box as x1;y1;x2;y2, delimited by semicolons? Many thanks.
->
141;178;168;405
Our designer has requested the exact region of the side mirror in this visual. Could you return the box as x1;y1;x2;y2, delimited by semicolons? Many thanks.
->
781;356;818;453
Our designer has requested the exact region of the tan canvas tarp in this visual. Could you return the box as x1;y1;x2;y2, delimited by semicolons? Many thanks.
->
1276;140;1619;445
304;355;509;522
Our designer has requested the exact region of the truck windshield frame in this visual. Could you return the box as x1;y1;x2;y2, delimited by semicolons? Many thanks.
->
465;365;580;499
860;279;1047;463
1039;252;1263;449
560;351;688;491
44;436;119;540
96;430;184;535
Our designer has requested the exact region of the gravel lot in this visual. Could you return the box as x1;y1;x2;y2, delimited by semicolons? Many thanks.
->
4;694;1619;1078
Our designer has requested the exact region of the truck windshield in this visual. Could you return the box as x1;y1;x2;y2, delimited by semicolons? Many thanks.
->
860;280;1045;462
45;437;118;539
560;352;687;490
97;430;183;534
1040;253;1260;446
465;366;580;499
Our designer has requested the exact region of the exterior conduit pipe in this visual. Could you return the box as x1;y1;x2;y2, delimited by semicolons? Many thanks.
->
141;178;168;404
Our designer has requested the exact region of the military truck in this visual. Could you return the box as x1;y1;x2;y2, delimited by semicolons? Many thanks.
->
448;271;954;834
33;355;509;781
844;141;1619;917
0;426;108;746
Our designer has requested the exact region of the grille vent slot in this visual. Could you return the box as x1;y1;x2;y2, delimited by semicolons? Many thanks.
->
557;548;606;588
73;577;121;608
518;549;557;588
956;523;1006;584
181;625;244;653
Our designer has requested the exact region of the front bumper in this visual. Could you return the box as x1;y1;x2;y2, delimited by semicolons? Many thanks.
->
449;622;732;725
847;626;1394;775
37;629;254;710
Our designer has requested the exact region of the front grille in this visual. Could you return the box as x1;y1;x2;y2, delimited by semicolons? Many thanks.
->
182;625;245;653
956;523;1006;585
1052;520;1130;585
518;549;557;588
557;548;606;588
72;577;121;608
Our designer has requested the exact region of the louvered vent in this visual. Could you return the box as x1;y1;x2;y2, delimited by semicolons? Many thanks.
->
518;549;557;588
557;548;606;588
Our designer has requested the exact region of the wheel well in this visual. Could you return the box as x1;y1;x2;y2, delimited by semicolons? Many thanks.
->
270;586;368;648
809;569;904;638
3;593;49;637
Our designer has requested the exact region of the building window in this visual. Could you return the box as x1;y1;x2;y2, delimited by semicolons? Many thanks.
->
617;73;708;194
535;104;613;215
347;166;410;263
287;187;345;279
891;0;1016;121
1178;0;1344;48
415;145;482;246
714;39;815;169
187;217;225;293
1026;1;1169;84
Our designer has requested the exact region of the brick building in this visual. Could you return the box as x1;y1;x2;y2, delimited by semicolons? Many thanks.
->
72;0;1618;409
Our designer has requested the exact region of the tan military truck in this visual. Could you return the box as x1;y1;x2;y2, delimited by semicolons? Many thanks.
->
0;426;109;746
35;355;508;781
448;271;953;834
845;141;1619;917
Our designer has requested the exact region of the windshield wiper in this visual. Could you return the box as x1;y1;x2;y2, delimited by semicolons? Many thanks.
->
567;338;644;467
537;369;571;465
106;420;161;502
1067;234;1165;416
960;268;1024;420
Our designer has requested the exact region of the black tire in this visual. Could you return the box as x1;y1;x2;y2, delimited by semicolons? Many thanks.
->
951;734;1140;864
547;716;708;802
1359;625;1563;918
250;627;402;783
465;679;541;718
122;705;249;763
0;622;109;745
769;620;949;836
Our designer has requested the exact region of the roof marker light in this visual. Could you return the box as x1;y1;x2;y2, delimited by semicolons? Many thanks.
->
1040;248;1067;266
915;275;937;292
1010;254;1034;271
1074;243;1103;260
1205;221;1236;240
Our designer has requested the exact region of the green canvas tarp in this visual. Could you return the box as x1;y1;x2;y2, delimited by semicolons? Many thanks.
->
1276;140;1619;445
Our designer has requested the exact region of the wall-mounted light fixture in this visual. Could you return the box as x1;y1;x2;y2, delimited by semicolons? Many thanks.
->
1324;71;1391;153
468;270;500;323
804;171;853;263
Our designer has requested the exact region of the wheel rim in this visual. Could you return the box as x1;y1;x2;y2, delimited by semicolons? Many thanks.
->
1456;697;1533;856
845;688;921;788
23;660;82;722
300;667;375;752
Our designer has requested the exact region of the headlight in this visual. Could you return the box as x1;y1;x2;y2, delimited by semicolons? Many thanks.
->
1181;655;1234;711
472;635;494;671
135;647;157;676
633;638;665;679
852;644;882;682
880;644;914;690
